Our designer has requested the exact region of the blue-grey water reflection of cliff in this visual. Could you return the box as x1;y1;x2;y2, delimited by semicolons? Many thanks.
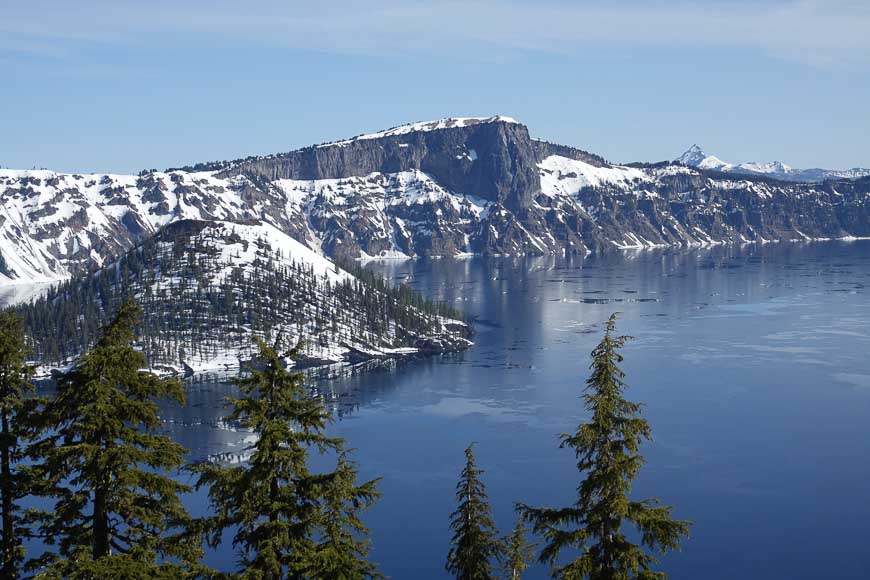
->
42;242;870;577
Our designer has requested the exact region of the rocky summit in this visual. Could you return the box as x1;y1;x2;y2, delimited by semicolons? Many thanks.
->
1;116;869;284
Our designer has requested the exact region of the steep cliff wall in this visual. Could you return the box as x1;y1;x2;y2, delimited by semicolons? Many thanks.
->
218;117;542;210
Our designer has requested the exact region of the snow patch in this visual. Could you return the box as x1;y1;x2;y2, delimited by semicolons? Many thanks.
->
539;155;648;196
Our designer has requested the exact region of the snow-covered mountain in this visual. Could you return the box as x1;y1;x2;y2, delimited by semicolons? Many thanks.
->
15;219;471;374
676;144;870;183
1;117;869;289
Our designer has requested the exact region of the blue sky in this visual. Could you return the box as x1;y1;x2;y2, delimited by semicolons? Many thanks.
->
2;0;868;173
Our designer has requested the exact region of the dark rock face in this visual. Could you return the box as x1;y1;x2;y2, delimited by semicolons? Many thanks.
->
570;173;870;250
219;120;542;210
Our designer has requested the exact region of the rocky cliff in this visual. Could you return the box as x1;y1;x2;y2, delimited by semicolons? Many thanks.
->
217;116;541;210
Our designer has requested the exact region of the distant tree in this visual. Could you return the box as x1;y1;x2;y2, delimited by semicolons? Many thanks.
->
446;444;502;580
0;312;36;577
31;298;199;576
518;314;691;579
502;516;537;580
194;336;381;579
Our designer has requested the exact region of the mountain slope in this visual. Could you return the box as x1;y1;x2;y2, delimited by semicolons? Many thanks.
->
14;219;471;373
0;168;264;283
1;117;869;286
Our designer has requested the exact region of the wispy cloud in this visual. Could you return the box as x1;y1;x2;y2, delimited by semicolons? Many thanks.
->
3;0;869;67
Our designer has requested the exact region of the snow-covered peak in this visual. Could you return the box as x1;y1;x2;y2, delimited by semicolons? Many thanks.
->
697;156;729;170
674;145;867;182
319;115;520;148
676;144;708;166
676;145;728;170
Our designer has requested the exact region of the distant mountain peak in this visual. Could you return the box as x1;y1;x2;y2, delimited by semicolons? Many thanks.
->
676;144;709;166
741;159;794;174
674;145;868;182
677;145;728;171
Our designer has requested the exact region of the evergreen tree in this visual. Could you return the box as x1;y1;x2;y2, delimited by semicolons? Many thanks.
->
446;444;502;580
31;298;199;576
502;516;536;580
518;314;691;579
306;451;382;579
0;312;36;577
194;336;381;579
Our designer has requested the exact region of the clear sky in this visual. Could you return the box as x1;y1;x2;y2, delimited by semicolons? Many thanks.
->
2;0;868;173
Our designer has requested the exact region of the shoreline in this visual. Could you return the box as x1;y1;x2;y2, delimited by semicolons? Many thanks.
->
4;235;869;291
32;334;475;382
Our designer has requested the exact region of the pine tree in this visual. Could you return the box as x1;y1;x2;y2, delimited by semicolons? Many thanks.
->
446;444;502;580
31;298;199;576
518;313;691;579
306;451;382;579
194;336;381;579
0;312;36;577
502;516;536;580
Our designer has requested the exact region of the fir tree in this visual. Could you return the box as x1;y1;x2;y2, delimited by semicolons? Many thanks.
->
31;298;199;576
502;516;536;580
0;312;36;577
194;336;381;579
518;314;691;579
446;444;502;580
306;451;382;579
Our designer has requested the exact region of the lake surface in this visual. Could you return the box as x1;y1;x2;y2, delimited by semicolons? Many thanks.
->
32;241;870;577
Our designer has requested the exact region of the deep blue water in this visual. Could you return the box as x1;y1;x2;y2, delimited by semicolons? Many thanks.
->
42;242;870;577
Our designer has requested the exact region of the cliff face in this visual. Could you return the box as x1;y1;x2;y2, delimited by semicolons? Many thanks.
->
572;171;870;252
1;117;869;284
218;118;542;210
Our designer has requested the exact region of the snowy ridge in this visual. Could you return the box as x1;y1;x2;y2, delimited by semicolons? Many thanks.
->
318;116;519;148
0;168;254;284
676;145;870;183
2;155;868;287
2;118;869;287
0;167;497;285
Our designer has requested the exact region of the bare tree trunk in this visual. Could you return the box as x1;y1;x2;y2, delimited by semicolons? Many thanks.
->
93;485;109;559
1;412;15;577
